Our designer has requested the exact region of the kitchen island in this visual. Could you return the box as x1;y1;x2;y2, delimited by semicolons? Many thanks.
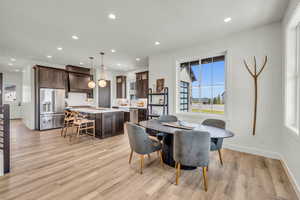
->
69;107;124;139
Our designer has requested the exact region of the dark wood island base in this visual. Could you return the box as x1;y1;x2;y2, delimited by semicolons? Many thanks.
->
87;111;124;139
69;108;125;139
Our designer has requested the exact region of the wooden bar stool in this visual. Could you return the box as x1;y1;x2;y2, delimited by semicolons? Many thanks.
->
70;113;96;142
61;110;76;138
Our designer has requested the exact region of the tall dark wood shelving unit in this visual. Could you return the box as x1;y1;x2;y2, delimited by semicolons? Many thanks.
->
0;104;10;174
147;87;169;119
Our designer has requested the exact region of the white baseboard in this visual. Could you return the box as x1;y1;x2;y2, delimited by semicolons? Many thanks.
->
223;144;300;199
280;158;300;200
223;143;281;159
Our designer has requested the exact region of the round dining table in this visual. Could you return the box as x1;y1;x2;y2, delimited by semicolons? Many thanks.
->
139;119;234;170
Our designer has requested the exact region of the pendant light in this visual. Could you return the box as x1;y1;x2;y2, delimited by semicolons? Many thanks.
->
98;52;107;87
88;57;96;88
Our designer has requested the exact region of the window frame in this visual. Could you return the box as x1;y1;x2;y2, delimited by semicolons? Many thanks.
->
284;23;300;135
175;52;228;118
179;81;189;112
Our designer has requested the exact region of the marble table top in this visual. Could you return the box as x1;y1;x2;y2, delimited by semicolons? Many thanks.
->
139;119;234;139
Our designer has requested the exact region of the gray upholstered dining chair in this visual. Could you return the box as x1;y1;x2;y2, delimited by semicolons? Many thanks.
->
125;122;163;174
174;130;210;191
202;119;226;166
157;115;178;140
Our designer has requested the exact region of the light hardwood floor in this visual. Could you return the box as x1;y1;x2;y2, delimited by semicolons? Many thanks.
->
0;120;298;200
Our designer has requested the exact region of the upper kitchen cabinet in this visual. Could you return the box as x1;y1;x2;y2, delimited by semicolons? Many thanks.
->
116;76;126;99
136;71;148;98
68;72;92;92
66;65;90;75
36;66;66;89
66;65;94;97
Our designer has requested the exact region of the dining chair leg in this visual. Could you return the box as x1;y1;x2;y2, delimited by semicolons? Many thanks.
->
218;149;223;166
129;149;133;164
202;167;208;192
140;155;144;174
176;162;181;185
159;150;163;168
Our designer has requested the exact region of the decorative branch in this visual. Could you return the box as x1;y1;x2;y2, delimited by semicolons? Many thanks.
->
243;60;255;78
243;56;268;136
257;56;268;77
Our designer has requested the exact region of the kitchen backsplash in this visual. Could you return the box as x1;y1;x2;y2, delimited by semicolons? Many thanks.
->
65;93;95;107
113;98;147;107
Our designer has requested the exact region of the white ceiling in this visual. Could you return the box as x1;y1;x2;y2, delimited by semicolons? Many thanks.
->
0;0;288;72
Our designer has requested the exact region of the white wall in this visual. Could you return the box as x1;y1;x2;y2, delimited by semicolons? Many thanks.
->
281;0;300;196
2;72;23;119
149;22;283;158
22;65;35;129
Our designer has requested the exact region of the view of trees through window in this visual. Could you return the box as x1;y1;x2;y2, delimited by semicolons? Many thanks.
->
179;55;225;114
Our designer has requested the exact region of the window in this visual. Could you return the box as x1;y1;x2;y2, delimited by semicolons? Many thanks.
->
180;81;189;112
178;55;225;114
285;23;300;133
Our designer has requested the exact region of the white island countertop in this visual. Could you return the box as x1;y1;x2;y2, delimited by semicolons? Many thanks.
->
68;107;124;114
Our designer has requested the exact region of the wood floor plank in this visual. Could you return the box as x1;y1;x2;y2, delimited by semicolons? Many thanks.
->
0;120;298;200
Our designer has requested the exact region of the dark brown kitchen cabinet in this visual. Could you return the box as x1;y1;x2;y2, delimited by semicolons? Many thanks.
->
136;71;148;98
85;111;124;139
68;72;93;93
101;112;124;138
38;66;66;89
66;65;90;75
116;76;126;98
138;108;147;122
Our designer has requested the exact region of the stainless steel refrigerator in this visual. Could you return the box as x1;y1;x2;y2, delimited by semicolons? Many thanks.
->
39;88;65;130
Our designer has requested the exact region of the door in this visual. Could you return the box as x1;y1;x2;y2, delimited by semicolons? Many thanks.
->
40;89;55;114
53;89;66;113
98;80;111;108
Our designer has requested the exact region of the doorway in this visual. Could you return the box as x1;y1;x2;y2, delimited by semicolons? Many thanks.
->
2;72;23;119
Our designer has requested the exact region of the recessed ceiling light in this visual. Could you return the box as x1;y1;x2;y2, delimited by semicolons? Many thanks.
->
79;62;84;65
57;47;63;51
155;41;160;45
10;58;16;62
47;55;52;58
72;35;79;40
8;63;13;66
117;63;121;66
111;49;116;53
108;13;116;20
224;17;232;23
136;58;140;61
